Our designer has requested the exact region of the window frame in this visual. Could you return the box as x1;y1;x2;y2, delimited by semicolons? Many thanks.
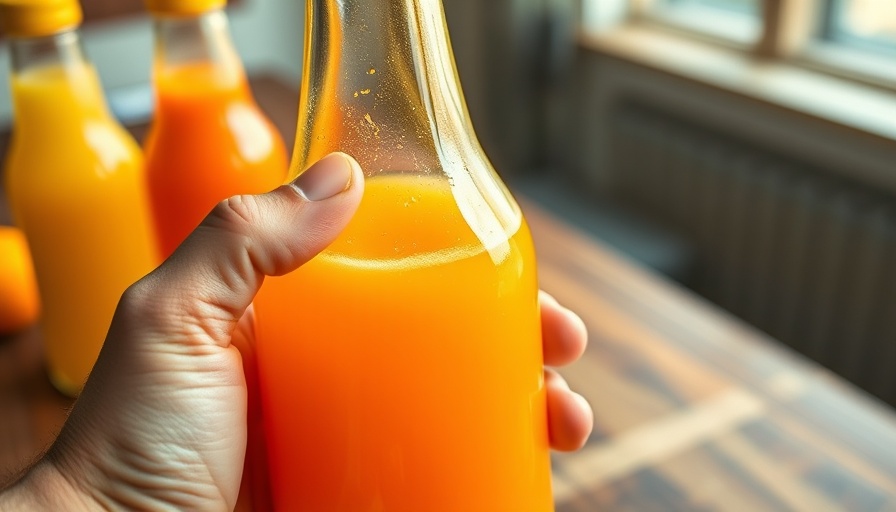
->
595;0;896;92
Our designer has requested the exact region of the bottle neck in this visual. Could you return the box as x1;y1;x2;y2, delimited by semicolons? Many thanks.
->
152;9;246;91
10;30;85;73
294;0;482;178
9;30;111;127
297;0;521;260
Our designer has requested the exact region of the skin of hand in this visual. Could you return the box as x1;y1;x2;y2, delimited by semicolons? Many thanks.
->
0;153;593;511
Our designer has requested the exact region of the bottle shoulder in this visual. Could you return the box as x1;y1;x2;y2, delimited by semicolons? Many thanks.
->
5;119;142;183
316;173;529;269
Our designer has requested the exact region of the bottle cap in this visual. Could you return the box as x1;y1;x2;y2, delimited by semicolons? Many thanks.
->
0;0;82;38
144;0;225;16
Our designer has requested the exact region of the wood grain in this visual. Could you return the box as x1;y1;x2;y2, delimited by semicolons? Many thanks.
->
526;196;896;511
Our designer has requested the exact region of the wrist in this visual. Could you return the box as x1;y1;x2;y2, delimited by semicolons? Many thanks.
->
0;459;101;511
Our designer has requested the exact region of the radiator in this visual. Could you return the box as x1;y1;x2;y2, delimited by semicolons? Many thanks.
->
608;103;896;406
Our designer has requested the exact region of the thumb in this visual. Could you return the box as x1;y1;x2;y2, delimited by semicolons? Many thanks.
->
127;152;364;344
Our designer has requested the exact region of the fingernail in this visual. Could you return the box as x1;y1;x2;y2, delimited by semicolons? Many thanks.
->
292;153;356;201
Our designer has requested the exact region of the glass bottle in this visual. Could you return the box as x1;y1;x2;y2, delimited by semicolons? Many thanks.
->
0;0;157;397
253;1;553;510
143;0;288;259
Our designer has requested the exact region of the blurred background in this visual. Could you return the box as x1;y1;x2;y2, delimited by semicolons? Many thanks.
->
1;0;895;408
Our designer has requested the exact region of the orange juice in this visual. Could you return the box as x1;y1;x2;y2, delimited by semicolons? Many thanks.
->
144;63;287;259
254;174;553;511
5;62;156;395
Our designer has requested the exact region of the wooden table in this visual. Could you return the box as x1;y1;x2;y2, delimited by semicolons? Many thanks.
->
2;76;896;511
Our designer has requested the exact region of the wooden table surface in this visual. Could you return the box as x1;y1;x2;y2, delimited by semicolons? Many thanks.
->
2;76;896;511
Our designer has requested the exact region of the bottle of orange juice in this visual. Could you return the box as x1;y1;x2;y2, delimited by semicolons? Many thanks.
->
0;0;157;397
143;0;287;259
142;1;287;510
253;1;553;510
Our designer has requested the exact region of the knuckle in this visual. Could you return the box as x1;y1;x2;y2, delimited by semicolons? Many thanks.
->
208;194;261;235
116;275;164;325
116;281;141;317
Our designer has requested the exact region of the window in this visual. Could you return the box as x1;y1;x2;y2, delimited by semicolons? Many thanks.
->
609;0;896;87
809;0;896;86
663;0;759;16
645;0;762;45
822;0;896;53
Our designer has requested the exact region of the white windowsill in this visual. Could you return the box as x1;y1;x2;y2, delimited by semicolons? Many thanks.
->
798;42;896;92
578;24;896;144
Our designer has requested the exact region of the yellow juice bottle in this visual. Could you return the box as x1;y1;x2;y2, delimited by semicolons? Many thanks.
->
1;0;156;396
253;0;554;509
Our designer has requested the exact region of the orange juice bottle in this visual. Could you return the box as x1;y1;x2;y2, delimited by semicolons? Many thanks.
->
143;0;287;260
253;1;553;510
142;1;287;510
0;0;156;397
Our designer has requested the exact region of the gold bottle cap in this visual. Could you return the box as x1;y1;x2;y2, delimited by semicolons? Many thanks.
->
144;0;226;16
0;0;82;38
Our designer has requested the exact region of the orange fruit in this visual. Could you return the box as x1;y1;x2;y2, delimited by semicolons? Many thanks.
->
0;225;40;333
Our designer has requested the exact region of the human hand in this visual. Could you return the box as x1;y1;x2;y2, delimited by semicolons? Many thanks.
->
0;153;592;511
